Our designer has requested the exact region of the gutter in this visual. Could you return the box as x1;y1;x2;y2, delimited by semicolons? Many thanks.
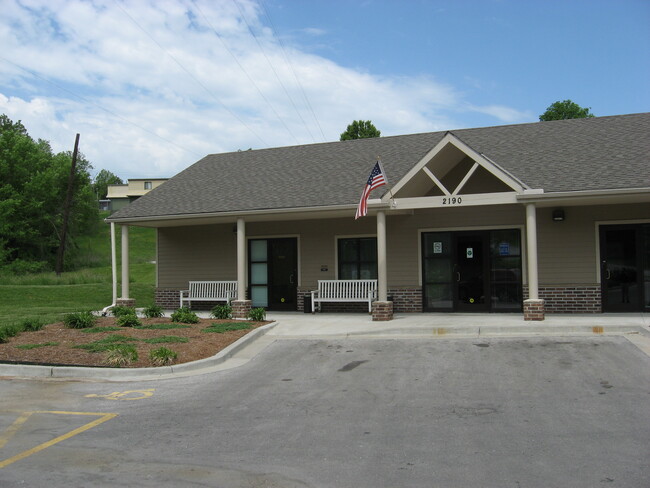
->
105;201;391;225
517;187;650;203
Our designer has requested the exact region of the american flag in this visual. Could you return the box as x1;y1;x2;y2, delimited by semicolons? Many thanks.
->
355;161;387;219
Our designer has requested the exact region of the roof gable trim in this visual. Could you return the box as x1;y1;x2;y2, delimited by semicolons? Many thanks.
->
385;132;529;203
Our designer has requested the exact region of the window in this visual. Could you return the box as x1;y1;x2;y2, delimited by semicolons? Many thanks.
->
338;237;377;279
144;181;152;190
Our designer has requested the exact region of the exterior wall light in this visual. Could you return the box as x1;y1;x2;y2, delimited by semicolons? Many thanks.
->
552;209;565;222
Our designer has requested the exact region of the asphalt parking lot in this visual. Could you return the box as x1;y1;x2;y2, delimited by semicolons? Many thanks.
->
1;333;649;487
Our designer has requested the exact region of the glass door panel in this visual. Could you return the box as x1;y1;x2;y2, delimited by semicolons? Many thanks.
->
455;234;488;311
489;229;522;311
422;233;453;311
601;227;640;312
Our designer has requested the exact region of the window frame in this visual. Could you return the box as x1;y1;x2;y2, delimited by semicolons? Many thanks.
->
337;236;378;280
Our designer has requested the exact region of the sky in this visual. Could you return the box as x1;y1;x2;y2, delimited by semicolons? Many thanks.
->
1;0;648;180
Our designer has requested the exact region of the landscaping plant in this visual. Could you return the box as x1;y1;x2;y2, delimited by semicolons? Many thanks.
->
104;344;138;367
117;314;142;328
149;347;178;366
0;324;23;343
170;307;199;324
211;304;232;320
248;307;266;321
21;318;45;332
143;305;164;318
63;311;97;329
111;305;136;317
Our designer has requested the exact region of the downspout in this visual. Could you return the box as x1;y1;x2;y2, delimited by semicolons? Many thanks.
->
101;221;118;315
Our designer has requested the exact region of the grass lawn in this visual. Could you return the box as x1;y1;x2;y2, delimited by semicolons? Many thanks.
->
0;212;157;329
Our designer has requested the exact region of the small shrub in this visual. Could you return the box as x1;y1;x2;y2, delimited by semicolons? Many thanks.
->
104;345;138;367
143;305;164;318
21;318;45;332
111;305;136;318
117;314;142;327
0;324;23;343
63;311;97;329
149;347;177;366
170;307;199;324
248;307;266;321
211;304;232;320
203;322;253;333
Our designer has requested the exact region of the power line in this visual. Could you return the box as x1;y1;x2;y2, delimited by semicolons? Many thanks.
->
0;55;203;159
114;0;269;148
232;0;315;144
259;0;327;142
192;0;302;145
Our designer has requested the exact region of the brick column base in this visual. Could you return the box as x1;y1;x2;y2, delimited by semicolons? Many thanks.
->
116;298;136;308
524;299;545;321
232;300;252;319
372;301;394;321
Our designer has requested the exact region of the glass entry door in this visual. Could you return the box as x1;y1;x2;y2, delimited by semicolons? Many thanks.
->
455;234;488;311
422;230;522;312
600;224;650;312
249;238;298;310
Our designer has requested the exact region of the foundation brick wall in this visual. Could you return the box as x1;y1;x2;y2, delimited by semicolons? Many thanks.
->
388;287;422;313
155;288;180;309
524;285;601;314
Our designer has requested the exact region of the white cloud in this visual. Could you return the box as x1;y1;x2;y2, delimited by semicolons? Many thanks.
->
0;0;528;179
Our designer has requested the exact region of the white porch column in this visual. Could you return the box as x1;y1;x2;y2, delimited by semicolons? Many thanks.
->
524;203;545;320
525;203;539;300
236;218;246;301
377;210;387;302
120;224;130;300
111;222;117;305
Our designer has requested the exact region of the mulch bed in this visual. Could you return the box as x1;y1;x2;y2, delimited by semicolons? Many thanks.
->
0;317;269;368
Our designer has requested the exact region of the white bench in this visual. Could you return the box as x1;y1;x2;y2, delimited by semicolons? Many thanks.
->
180;281;237;308
311;279;378;313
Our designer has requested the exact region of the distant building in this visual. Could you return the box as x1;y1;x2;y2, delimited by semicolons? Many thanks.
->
106;178;168;213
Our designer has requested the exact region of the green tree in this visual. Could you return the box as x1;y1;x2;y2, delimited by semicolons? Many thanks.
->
340;120;381;140
539;100;595;121
93;169;123;200
0;114;98;272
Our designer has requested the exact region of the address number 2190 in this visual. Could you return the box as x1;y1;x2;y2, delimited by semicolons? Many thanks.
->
442;197;462;205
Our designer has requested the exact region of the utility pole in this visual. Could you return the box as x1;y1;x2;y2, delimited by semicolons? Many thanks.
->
55;133;80;276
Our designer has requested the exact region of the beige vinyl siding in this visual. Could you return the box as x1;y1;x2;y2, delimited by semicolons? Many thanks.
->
158;224;236;288
536;203;650;285
156;202;649;292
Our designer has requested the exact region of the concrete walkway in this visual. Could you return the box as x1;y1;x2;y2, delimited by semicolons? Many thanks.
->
1;312;648;381
266;311;650;338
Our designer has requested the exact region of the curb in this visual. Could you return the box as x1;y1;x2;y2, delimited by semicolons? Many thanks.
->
0;321;278;381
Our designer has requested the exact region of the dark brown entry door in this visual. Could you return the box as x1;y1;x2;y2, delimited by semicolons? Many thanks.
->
249;238;298;311
600;225;649;312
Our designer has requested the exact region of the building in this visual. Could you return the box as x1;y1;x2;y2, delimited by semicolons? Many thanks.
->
106;113;650;321
106;178;168;212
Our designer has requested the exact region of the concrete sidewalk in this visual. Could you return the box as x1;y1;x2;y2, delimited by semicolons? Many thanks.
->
265;311;650;338
1;312;648;381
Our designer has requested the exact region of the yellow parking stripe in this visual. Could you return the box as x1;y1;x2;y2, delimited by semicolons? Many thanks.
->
0;411;117;469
